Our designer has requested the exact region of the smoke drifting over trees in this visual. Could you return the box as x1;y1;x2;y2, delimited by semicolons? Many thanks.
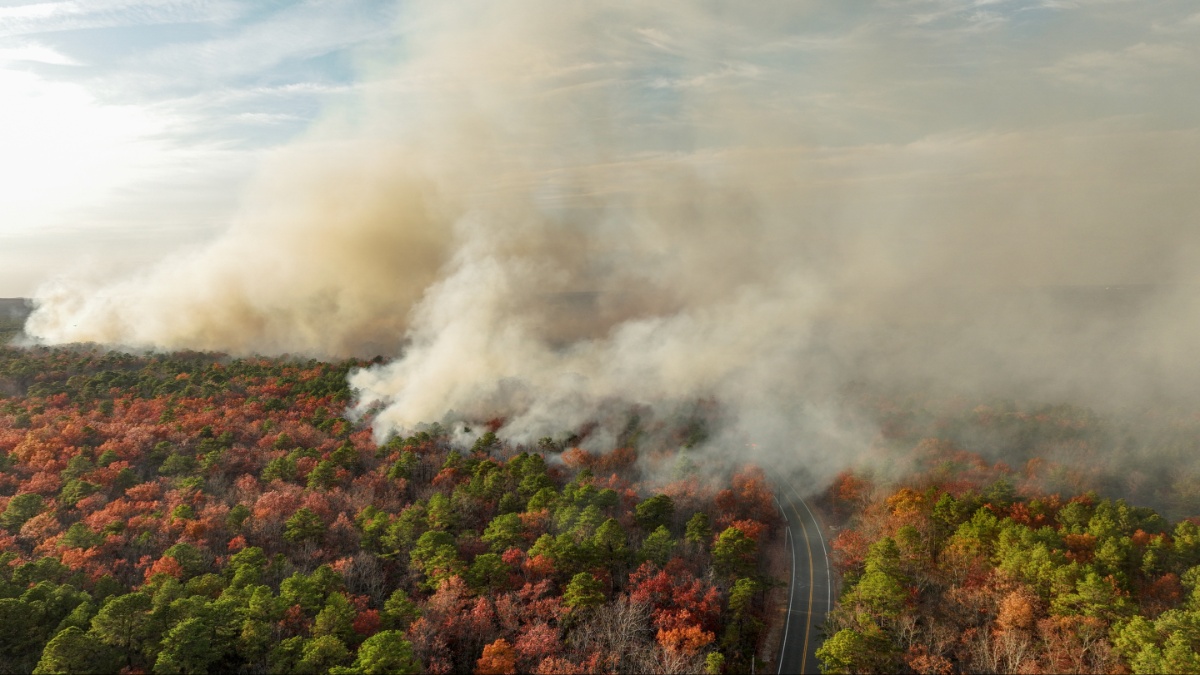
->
22;2;1200;472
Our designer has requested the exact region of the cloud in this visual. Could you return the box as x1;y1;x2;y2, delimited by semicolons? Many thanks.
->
1043;41;1196;88
0;0;246;38
127;0;400;84
0;41;78;65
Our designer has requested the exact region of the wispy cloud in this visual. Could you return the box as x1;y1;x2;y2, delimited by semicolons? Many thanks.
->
130;1;399;84
1043;41;1196;89
0;0;246;38
0;40;77;65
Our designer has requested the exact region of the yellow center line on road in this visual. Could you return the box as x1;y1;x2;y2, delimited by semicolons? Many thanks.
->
792;501;815;675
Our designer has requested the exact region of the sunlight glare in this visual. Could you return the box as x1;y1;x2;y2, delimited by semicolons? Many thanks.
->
0;68;166;234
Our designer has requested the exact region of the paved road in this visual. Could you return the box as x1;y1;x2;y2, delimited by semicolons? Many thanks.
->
772;474;833;675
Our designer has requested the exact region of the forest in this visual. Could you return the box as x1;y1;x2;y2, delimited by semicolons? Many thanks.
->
0;345;781;674
9;338;1200;675
817;396;1200;674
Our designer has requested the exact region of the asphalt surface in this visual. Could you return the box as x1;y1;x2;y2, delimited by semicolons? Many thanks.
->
772;475;833;675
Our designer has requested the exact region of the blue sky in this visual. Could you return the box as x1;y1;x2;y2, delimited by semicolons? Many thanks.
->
2;1;1198;299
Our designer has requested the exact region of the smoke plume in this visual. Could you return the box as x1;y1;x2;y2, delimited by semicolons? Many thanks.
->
25;2;1200;477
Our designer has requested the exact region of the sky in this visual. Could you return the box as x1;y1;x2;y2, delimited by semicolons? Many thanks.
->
0;1;1196;298
0;0;401;296
1;0;1197;298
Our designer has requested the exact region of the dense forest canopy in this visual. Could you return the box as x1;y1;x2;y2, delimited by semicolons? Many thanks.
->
7;338;1200;674
817;408;1200;674
0;344;782;674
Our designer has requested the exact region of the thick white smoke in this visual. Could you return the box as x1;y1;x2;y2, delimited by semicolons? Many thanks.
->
24;2;1200;476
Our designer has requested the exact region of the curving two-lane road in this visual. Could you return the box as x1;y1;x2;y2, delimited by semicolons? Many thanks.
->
772;473;833;675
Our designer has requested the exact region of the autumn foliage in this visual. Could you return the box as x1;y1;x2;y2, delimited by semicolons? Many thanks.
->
820;451;1200;674
0;345;780;674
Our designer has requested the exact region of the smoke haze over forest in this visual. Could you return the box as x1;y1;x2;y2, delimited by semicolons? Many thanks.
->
17;2;1200;474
